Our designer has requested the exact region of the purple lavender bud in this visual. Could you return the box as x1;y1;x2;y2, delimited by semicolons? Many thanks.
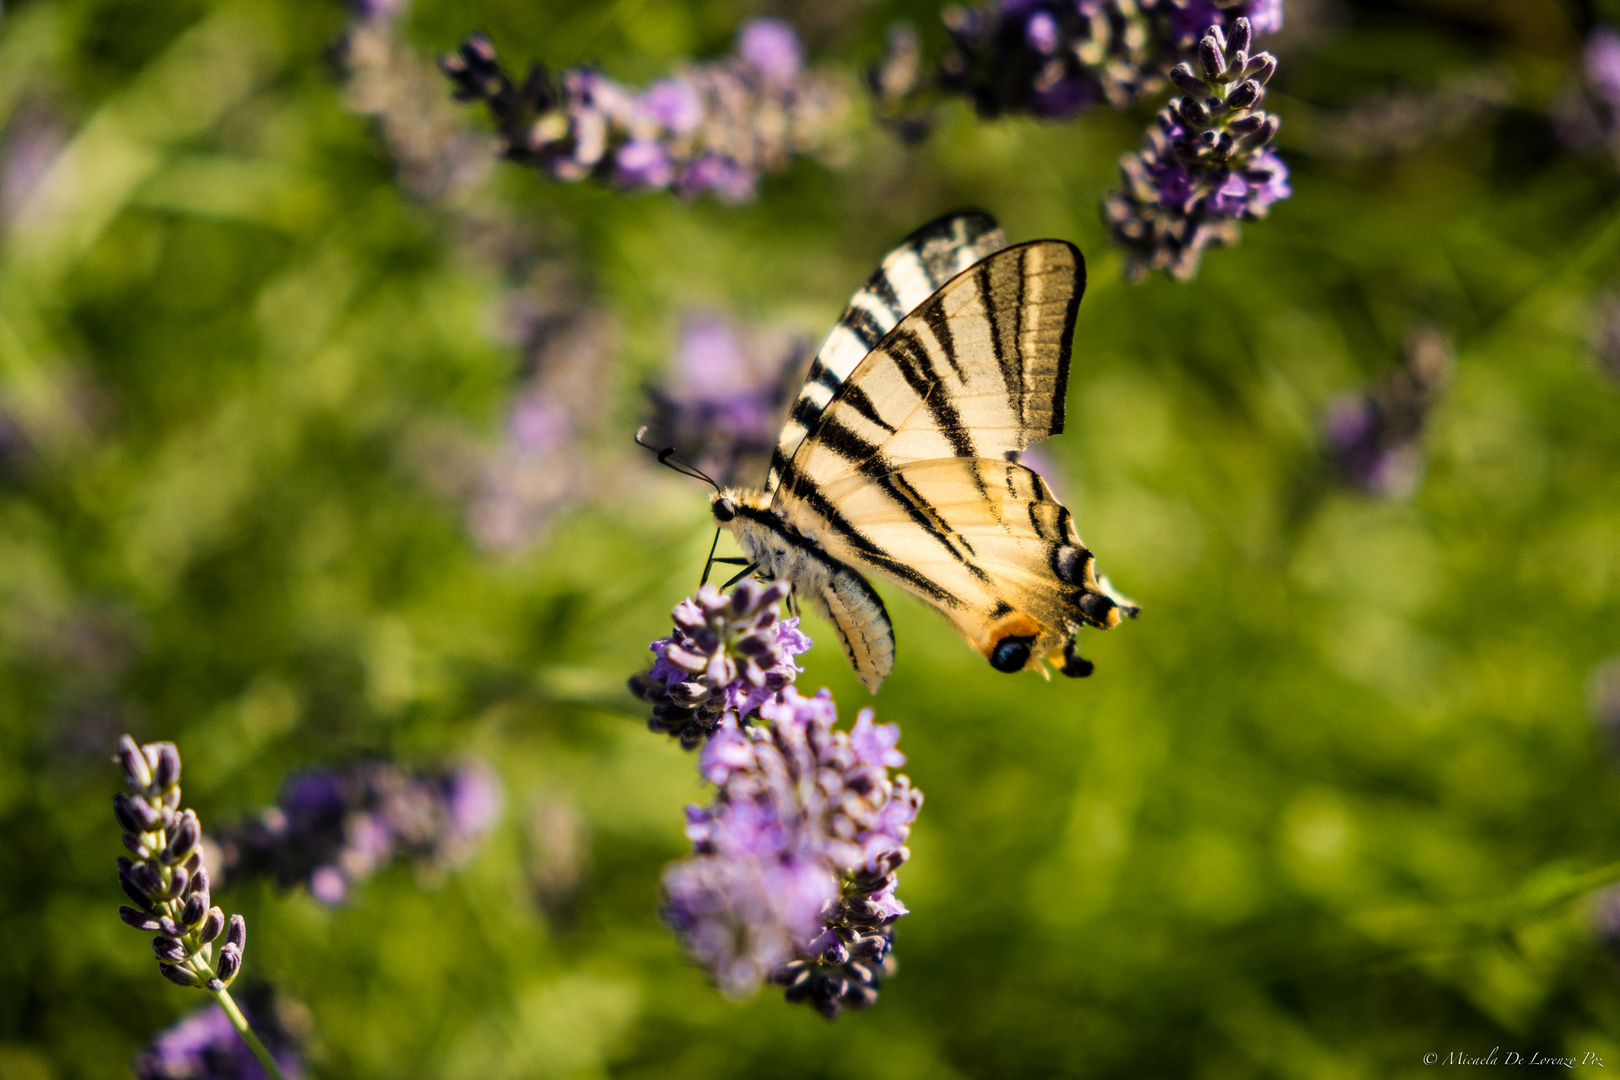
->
1170;63;1205;96
1241;53;1277;85
1238;113;1280;151
225;914;247;952
123;832;151;859
151;743;181;791
119;905;161;931
1227;16;1253;59
1226;80;1262;110
850;933;889;962
128;860;164;898
159;963;199;988
199;907;226;943
158;916;184;938
215;944;242;985
152;936;189;964
114;792;153;834
120;872;153;910
118;735;152;790
737;18;802;88
1178;97;1211;129
164;811;201;865
180;893;207;929
164;865;189;901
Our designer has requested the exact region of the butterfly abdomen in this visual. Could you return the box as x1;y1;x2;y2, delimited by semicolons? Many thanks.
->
714;491;897;693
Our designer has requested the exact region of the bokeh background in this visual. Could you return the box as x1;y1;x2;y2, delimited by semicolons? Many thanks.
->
4;0;1620;1075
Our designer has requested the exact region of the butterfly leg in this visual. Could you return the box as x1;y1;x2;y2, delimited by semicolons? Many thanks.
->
698;527;723;587
720;562;761;589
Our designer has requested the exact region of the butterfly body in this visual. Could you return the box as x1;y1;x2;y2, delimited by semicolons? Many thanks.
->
709;212;1136;693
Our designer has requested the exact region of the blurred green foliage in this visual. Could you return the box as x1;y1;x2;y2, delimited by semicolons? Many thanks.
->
2;0;1620;1076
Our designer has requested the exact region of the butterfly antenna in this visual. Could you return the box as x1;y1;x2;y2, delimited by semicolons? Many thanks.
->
634;426;722;492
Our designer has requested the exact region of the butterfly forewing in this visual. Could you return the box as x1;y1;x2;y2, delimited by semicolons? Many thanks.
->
776;240;1082;498
763;211;1007;494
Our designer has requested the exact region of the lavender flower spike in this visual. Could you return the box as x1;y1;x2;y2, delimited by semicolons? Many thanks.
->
630;579;810;747
662;687;923;1019
209;759;502;905
1104;17;1291;281
440;19;849;202
111;736;290;1080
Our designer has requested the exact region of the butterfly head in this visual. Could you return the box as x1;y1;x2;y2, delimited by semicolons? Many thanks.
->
709;488;773;527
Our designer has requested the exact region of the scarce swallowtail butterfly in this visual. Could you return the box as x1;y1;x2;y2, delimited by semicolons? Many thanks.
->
706;211;1137;693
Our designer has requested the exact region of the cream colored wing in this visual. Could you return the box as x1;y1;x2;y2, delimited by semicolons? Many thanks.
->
816;457;1133;675
772;239;1082;508
763;211;1006;494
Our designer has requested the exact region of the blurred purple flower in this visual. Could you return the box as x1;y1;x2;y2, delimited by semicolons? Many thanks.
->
212;761;502;905
644;78;703;133
663;687;923;1018
738;18;802;88
643;311;808;488
134;993;303;1080
1321;327;1453;500
507;390;571;455
1588;28;1620;109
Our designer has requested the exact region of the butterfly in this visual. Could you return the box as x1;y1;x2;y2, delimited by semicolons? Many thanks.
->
706;211;1137;693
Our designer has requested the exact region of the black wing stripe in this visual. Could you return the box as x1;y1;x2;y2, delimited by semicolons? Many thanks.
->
802;415;983;575
837;381;897;435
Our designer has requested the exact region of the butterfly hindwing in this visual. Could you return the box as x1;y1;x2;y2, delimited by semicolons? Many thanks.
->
763;211;1007;494
815;457;1129;674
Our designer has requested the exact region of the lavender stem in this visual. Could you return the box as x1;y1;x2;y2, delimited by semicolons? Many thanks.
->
210;987;290;1080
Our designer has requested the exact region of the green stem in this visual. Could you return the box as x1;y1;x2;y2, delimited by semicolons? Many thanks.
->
212;987;290;1080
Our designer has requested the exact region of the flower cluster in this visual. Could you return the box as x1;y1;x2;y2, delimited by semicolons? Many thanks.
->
134;988;304;1080
113;736;247;993
1320;328;1453;500
1104;17;1288;281
662;688;923;1019
641;312;807;489
629;580;810;748
440;20;849;202
933;0;1281;118
210;760;501;905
